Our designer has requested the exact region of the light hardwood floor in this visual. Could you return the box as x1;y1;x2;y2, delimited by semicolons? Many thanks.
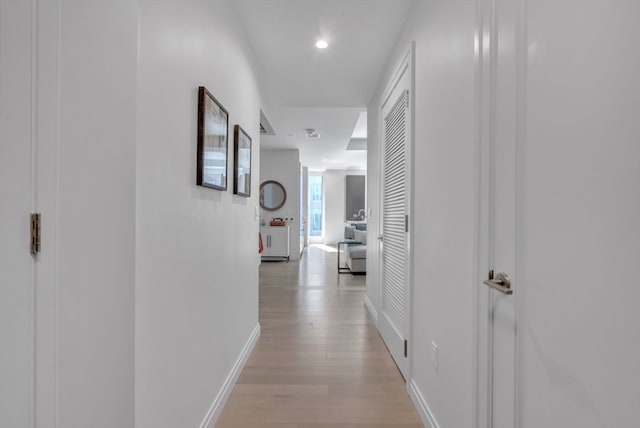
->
216;245;422;428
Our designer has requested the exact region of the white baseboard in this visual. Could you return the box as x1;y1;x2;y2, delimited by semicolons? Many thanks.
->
364;293;378;324
409;379;441;428
199;323;261;428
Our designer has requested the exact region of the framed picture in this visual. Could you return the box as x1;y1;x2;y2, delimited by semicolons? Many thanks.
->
197;86;228;190
233;125;252;197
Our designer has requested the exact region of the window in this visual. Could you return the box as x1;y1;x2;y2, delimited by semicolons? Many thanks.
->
309;175;323;237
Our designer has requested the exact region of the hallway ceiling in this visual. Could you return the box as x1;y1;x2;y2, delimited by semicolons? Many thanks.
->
232;0;415;171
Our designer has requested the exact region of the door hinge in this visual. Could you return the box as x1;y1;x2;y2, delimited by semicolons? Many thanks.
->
405;214;409;233
404;339;408;357
31;213;41;255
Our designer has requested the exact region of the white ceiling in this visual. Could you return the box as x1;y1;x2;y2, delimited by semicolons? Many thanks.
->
232;0;416;171
259;107;367;171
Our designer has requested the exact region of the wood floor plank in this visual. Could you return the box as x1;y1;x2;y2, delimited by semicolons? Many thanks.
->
216;423;299;428
231;384;329;397
299;425;424;428
216;245;422;427
217;407;422;425
225;395;417;409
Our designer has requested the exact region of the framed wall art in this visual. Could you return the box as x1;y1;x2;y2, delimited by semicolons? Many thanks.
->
197;86;228;190
233;125;252;197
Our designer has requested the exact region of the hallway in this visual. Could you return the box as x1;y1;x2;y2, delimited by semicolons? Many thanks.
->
216;245;422;427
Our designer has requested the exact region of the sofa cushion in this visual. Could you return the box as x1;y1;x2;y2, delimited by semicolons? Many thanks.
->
354;229;367;245
347;245;367;259
344;225;355;240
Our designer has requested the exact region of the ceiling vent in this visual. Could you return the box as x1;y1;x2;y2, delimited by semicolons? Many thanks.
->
260;109;275;135
305;128;320;139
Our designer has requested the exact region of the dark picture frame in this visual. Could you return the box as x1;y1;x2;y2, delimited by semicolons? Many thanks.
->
233;125;252;197
197;86;229;190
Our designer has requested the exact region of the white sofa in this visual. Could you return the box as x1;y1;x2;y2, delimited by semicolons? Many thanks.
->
344;227;367;274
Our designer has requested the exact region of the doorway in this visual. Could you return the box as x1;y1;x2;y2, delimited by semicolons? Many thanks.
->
376;46;414;380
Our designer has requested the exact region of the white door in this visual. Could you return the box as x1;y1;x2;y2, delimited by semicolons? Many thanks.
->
0;1;35;425
480;1;640;427
378;48;413;379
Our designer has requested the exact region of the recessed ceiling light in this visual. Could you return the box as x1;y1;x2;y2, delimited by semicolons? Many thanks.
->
315;40;328;49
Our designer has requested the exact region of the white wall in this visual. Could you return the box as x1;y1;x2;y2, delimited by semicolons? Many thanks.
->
323;169;366;244
55;4;138;427
2;2;138;427
369;2;640;428
3;2;263;427
368;2;481;427
366;104;381;318
260;149;300;260
136;1;262;427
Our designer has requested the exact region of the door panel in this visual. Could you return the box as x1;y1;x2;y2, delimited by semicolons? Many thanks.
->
481;1;640;427
490;2;519;427
0;1;34;426
379;50;412;379
519;2;640;426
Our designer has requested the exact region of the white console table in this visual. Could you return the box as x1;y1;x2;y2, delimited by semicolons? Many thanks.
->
260;226;290;261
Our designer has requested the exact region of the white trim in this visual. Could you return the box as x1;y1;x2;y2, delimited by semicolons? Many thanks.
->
377;43;414;380
29;1;38;426
379;48;412;112
408;379;441;428
377;68;385;332
474;2;495;427
406;39;417;387
364;293;378;324
199;323;261;428
513;3;528;427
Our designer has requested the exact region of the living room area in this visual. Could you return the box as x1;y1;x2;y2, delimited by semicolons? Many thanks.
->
259;110;368;275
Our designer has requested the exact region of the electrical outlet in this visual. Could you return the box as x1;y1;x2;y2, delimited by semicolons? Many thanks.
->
431;341;439;370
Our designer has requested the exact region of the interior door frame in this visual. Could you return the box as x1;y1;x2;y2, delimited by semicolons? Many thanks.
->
376;43;415;381
474;1;526;427
1;1;60;426
0;1;36;425
474;3;495;426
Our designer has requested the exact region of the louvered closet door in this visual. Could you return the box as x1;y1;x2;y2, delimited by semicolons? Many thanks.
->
378;52;412;379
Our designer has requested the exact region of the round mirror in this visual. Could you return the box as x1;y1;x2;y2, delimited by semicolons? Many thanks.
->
259;180;287;211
